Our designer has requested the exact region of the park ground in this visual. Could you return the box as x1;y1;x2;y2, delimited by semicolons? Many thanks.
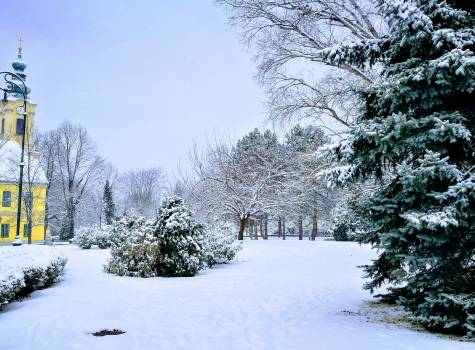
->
0;240;472;350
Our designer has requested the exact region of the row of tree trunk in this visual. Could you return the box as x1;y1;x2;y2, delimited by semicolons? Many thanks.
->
238;209;318;241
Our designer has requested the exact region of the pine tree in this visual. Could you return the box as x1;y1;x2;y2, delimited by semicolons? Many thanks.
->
102;180;116;226
320;0;475;336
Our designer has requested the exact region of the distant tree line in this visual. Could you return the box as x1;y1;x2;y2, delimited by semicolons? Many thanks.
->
37;121;167;240
176;125;339;240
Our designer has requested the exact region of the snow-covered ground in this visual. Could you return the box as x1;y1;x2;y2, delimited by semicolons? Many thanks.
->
0;245;65;281
0;245;66;306
0;241;471;350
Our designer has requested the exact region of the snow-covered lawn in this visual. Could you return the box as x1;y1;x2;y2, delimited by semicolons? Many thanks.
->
0;245;66;306
0;241;471;350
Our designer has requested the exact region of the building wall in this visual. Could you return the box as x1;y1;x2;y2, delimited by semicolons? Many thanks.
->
0;99;45;244
0;182;47;244
0;100;36;146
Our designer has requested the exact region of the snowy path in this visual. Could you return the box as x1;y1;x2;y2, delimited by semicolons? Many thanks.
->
0;241;471;350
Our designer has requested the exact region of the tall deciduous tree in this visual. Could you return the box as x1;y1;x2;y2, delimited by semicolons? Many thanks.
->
217;0;384;130
53;121;104;240
38;130;57;240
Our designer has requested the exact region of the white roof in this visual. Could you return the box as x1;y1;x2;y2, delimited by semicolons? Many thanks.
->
0;140;47;184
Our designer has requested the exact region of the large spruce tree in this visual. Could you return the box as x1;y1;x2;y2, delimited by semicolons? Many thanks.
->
321;0;474;336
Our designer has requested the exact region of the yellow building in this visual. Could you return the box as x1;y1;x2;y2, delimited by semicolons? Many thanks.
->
0;42;47;244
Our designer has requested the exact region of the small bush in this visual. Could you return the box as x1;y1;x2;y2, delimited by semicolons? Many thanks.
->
0;247;67;307
328;204;367;242
95;225;113;249
332;222;352;241
203;222;242;267
72;227;95;249
72;225;114;249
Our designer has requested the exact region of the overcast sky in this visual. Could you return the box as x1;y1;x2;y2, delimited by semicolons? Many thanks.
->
0;0;266;176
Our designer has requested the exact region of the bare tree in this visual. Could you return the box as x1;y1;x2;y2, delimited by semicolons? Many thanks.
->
119;168;166;218
22;133;48;243
51;121;104;239
189;135;294;240
38;130;57;240
217;0;384;130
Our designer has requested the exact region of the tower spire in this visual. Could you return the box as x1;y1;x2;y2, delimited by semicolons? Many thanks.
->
11;36;30;99
17;36;23;59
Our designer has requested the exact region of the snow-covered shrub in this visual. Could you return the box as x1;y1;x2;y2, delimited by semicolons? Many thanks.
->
105;215;160;278
0;246;67;306
72;225;114;249
154;196;206;277
328;206;359;241
105;197;242;278
95;225;113;249
203;222;241;267
72;227;95;249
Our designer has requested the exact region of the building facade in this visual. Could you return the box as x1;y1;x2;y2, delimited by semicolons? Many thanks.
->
0;43;47;244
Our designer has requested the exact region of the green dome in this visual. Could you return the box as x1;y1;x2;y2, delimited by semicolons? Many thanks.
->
10;53;30;98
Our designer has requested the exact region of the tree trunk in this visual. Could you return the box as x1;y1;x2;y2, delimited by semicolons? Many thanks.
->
311;208;318;241
44;191;49;244
238;217;247;241
27;219;32;244
298;216;303;241
61;203;75;240
259;218;265;239
278;217;282;237
282;217;286;240
264;215;268;240
254;219;258;240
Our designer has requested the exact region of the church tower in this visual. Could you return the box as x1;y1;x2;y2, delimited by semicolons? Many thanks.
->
0;39;47;245
0;38;36;146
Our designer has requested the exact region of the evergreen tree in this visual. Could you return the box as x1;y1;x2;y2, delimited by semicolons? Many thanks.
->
102;180;116;225
154;196;205;277
285;125;328;154
321;0;475;336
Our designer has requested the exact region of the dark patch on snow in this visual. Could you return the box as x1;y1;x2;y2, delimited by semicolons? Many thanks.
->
91;329;126;337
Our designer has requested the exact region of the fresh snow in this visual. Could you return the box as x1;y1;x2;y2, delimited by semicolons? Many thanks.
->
0;241;472;350
0;245;65;284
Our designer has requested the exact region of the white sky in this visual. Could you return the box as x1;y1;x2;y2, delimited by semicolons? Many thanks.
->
0;0;267;176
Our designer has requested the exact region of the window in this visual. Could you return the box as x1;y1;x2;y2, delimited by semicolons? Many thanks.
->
16;118;24;135
2;191;11;207
1;224;9;238
23;224;31;238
